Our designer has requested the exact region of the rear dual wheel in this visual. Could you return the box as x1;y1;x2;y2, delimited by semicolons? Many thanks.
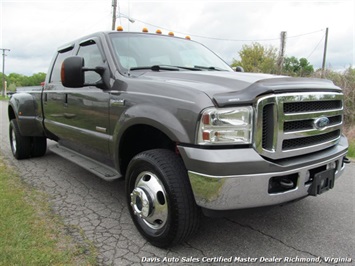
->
126;149;200;248
9;119;47;160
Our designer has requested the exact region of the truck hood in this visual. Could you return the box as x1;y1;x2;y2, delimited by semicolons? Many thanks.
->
139;71;341;107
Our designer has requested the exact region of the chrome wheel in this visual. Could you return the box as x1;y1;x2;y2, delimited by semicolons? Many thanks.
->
9;119;31;159
126;149;200;247
130;171;168;230
10;128;17;154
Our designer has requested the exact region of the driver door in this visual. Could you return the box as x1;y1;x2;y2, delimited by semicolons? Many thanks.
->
62;39;111;164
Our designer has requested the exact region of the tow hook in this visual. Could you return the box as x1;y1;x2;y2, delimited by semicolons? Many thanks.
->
279;178;295;189
343;157;351;164
268;175;297;194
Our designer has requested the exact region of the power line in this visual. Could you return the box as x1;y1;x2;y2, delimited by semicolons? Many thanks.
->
128;16;324;42
307;33;325;60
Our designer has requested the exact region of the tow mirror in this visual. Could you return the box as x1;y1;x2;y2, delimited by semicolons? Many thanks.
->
235;66;244;72
61;56;85;88
61;56;107;89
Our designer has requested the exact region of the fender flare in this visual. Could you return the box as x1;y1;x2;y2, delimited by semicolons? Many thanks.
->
8;92;45;136
112;104;194;170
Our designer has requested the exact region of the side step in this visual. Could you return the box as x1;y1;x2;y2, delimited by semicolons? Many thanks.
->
49;144;121;181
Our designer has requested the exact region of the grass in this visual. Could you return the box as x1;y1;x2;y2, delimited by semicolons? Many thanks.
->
347;140;355;158
0;157;97;266
344;127;355;159
348;145;355;158
0;95;8;101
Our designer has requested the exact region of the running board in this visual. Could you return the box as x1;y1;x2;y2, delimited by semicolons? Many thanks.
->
49;144;121;181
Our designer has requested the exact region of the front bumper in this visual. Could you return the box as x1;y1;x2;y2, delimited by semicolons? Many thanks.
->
178;136;348;210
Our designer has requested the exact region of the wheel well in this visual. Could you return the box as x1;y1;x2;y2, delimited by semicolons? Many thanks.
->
119;125;176;176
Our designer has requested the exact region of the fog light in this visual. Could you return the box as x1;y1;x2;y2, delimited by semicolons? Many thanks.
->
328;162;336;170
305;170;310;180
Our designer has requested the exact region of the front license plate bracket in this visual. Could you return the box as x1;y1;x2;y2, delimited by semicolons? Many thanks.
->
309;169;335;196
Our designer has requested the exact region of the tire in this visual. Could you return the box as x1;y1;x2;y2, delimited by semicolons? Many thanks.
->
126;149;200;248
9;119;32;160
31;137;47;157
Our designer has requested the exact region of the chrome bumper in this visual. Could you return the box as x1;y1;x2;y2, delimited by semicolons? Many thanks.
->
179;136;348;210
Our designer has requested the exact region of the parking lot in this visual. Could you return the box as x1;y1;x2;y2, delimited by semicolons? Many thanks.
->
0;100;354;265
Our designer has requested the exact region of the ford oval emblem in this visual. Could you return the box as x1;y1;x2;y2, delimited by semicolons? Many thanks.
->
314;117;330;130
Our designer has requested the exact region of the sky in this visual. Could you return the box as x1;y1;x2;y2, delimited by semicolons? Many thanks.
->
0;0;354;76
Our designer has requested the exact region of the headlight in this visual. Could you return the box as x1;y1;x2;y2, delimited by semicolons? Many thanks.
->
197;106;253;145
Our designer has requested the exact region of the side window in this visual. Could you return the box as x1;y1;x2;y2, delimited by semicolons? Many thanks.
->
77;43;104;84
50;50;72;83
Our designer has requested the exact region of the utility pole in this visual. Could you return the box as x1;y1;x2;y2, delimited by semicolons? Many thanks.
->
277;31;287;74
321;27;329;78
1;48;10;97
112;0;117;30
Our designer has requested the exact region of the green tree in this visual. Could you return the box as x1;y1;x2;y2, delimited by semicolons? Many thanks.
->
0;73;5;90
232;42;278;74
8;73;26;87
28;72;46;86
283;56;314;77
7;83;16;92
6;72;46;91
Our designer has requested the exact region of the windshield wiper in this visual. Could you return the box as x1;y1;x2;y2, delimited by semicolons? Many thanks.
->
129;65;181;71
128;65;223;72
193;65;225;71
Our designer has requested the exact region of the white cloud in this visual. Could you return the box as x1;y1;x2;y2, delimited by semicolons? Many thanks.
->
1;0;354;75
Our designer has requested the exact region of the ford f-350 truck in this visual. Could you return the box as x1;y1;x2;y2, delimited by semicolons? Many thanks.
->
8;30;349;247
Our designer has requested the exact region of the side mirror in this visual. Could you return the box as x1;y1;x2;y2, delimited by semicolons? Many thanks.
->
61;56;107;88
235;66;244;72
61;56;85;88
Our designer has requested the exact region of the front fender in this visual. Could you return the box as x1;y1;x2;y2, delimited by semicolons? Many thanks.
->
114;104;193;144
8;92;45;136
111;103;197;171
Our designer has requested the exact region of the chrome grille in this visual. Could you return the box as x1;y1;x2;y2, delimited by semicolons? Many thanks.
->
255;92;343;160
283;100;342;113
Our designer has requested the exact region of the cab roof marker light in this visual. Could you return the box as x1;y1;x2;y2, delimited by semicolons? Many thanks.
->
168;32;174;36
156;29;162;34
142;27;148;33
117;26;124;31
185;36;191;40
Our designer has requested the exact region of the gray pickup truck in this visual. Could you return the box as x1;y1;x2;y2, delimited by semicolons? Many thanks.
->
8;30;349;247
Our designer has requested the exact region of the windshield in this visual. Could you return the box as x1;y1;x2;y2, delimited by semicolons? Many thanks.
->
109;33;233;73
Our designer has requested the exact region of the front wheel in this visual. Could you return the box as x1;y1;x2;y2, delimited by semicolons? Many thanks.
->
126;149;200;248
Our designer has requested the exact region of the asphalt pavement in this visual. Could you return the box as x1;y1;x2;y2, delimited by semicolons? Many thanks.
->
0;100;354;265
